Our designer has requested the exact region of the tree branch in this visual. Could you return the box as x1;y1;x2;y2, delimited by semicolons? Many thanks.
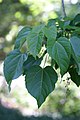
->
61;0;66;18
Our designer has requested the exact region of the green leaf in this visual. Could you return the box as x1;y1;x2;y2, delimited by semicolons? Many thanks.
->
64;25;77;30
25;66;58;107
70;36;80;57
43;25;57;39
47;19;56;27
57;18;64;29
76;63;80;75
4;49;27;84
69;67;80;87
14;27;31;49
74;28;80;35
70;36;80;75
72;14;80;26
31;24;45;33
23;55;42;74
27;24;44;57
47;37;71;76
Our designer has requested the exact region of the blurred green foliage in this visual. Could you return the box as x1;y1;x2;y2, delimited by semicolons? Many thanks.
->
0;79;80;118
0;0;80;59
40;81;80;116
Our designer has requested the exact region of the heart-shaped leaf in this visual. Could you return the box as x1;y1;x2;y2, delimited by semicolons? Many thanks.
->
4;49;27;84
25;66;58;107
47;37;71;76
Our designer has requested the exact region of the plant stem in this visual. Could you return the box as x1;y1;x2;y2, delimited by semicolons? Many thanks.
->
61;0;66;18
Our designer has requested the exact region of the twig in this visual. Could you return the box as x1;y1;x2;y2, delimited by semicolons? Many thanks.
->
61;0;66;18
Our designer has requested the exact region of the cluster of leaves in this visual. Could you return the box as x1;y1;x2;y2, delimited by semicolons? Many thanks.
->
4;14;80;107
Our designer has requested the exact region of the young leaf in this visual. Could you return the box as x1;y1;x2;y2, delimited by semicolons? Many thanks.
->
69;67;80;87
27;24;45;57
4;49;27;84
47;37;71;76
25;66;58;107
14;27;31;49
